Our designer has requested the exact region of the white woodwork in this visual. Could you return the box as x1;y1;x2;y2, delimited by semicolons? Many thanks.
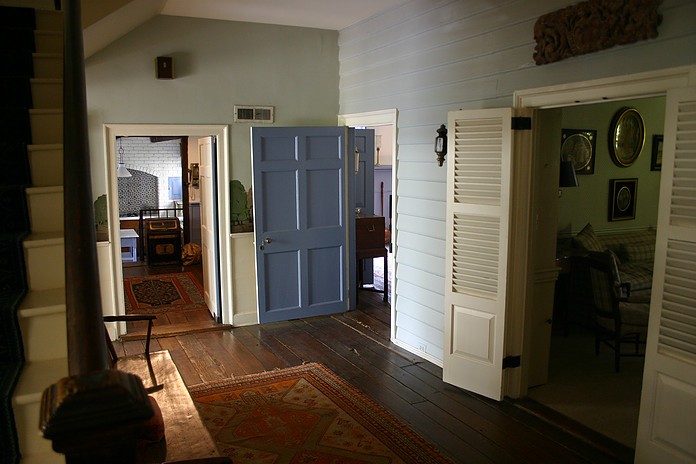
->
26;186;63;233
199;136;219;320
635;87;696;464
28;144;62;187
28;109;62;144
442;108;513;400
104;124;232;325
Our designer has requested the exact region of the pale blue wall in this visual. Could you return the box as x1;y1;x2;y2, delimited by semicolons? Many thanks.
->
86;15;339;196
338;0;696;361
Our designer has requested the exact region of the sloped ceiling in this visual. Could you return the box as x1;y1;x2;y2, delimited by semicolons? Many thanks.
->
83;0;409;58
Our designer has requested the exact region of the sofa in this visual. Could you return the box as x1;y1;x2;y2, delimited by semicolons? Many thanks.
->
573;223;656;295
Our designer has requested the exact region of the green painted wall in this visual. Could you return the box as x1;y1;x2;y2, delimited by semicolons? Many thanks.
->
557;96;665;236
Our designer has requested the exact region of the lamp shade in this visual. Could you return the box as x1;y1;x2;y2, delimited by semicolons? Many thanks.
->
116;163;131;178
559;161;578;187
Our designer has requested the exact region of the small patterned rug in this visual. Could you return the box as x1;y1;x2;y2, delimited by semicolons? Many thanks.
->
124;272;205;313
189;363;453;464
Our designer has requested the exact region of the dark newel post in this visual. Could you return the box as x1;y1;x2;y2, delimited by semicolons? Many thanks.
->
63;0;107;378
39;1;152;461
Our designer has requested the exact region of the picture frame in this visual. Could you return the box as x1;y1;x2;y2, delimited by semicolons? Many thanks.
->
651;134;663;171
609;178;637;221
560;128;596;174
608;107;645;167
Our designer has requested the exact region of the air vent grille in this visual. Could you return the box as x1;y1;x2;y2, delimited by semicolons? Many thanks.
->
234;105;274;123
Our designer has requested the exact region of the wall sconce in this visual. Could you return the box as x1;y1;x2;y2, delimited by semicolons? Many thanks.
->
435;124;447;166
116;137;131;178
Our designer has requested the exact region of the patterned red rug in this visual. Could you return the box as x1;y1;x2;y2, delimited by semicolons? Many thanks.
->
124;272;205;313
189;363;453;464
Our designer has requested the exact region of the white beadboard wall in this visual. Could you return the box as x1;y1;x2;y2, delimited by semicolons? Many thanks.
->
338;0;696;362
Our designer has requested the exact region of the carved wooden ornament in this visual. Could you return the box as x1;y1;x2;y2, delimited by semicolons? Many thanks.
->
533;0;662;65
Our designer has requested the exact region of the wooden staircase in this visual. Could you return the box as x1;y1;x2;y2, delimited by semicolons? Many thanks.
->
2;5;66;463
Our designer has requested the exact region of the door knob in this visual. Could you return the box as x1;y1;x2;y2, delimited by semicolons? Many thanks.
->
265;237;273;244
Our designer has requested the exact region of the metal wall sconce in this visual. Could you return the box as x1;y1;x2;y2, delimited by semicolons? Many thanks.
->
435;124;447;166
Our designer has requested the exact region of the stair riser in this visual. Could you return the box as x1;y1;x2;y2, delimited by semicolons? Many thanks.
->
29;110;62;144
35;32;62;54
29;146;63;187
24;241;65;291
33;54;62;79
35;9;63;32
19;310;67;362
13;399;56;457
27;189;64;233
31;79;62;108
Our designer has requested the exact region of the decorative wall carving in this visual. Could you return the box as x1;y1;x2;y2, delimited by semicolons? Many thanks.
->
533;0;662;65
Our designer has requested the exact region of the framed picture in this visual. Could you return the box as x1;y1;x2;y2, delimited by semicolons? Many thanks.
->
651;134;663;171
560;129;596;174
609;107;645;167
609;178;637;221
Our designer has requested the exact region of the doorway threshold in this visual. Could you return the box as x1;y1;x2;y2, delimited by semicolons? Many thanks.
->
121;321;232;341
511;397;635;464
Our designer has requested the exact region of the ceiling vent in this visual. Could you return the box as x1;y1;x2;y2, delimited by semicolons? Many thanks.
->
234;105;274;123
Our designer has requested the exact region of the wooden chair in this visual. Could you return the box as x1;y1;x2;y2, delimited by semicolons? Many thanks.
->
585;252;650;372
104;314;163;392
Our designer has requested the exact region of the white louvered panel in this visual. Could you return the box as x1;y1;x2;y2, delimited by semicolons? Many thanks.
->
658;240;696;360
451;214;499;299
453;118;503;206
670;100;696;227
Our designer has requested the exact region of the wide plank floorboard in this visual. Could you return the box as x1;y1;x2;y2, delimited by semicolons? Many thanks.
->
113;288;628;464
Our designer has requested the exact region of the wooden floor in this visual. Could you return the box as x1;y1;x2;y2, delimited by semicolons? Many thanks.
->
113;266;630;464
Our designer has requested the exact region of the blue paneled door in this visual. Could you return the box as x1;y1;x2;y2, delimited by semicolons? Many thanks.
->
252;127;355;323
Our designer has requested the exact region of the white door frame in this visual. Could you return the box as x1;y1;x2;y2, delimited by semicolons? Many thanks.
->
338;109;399;339
103;124;232;333
508;65;696;398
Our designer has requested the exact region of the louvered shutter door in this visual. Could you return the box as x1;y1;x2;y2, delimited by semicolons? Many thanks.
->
443;109;513;400
636;88;696;463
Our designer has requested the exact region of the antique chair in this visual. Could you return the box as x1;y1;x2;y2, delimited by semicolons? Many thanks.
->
585;251;650;372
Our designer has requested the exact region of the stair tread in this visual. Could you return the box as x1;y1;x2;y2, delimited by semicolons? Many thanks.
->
19;288;66;314
121;320;232;340
26;185;63;194
28;143;62;151
13;358;68;404
23;231;64;245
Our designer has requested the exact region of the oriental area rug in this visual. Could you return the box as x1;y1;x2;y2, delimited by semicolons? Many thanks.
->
123;272;205;314
189;363;453;464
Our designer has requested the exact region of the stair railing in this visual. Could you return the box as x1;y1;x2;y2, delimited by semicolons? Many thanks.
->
38;1;153;461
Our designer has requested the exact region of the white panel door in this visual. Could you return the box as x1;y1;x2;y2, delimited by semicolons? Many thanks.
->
199;136;218;320
443;108;514;401
635;87;696;463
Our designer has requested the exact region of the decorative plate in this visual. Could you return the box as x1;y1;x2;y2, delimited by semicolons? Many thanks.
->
609;107;645;167
561;129;596;174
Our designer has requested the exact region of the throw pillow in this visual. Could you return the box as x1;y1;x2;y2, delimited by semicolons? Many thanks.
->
574;223;604;252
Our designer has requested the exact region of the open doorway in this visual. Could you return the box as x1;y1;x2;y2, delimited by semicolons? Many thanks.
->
338;110;397;328
105;124;232;338
115;135;211;336
524;96;664;451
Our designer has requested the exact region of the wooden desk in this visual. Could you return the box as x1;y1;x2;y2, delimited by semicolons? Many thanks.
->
356;215;388;303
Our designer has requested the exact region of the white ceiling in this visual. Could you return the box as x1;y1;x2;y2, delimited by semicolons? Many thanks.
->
159;0;411;30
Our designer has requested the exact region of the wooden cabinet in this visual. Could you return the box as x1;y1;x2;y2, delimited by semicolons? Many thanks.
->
355;214;388;302
356;215;385;254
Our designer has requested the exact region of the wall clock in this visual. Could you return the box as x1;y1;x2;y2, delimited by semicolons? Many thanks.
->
560;129;596;174
609;107;645;167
